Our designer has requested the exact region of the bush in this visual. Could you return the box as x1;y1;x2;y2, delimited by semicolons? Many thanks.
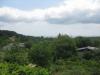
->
0;63;49;75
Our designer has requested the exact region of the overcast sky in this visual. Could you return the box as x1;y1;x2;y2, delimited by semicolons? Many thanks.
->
0;0;100;37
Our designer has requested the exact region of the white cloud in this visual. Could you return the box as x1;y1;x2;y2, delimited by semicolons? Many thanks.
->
0;7;46;23
0;0;100;36
46;0;100;24
0;0;100;24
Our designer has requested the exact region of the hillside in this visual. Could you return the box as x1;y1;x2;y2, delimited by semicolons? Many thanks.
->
0;30;100;75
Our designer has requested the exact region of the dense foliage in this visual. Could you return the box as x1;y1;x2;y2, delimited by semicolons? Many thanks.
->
0;30;100;75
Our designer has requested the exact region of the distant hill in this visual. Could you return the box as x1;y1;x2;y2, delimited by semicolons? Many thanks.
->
0;30;53;48
1;30;100;39
0;30;100;48
0;30;18;37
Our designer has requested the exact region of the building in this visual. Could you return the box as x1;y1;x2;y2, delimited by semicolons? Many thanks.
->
2;43;25;50
77;46;98;52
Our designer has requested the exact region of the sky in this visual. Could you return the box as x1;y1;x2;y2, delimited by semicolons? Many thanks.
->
0;0;100;37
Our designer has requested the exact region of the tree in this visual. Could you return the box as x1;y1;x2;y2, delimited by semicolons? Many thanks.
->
4;49;29;65
75;37;92;47
29;42;52;67
52;35;77;61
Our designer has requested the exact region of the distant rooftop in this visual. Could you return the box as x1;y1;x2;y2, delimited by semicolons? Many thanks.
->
77;46;98;51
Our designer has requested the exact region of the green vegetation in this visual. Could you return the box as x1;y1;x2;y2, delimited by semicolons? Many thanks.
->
0;30;100;75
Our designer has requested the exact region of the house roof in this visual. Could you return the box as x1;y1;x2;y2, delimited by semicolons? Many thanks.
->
77;46;98;51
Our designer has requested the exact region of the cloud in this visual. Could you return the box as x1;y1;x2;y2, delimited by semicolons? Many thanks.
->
1;22;100;37
47;10;100;24
46;0;100;24
0;7;46;23
0;0;100;24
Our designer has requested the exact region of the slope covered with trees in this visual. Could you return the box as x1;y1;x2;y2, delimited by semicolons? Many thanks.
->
0;30;100;75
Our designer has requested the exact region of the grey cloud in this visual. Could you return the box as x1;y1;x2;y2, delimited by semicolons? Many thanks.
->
46;9;100;24
0;8;100;24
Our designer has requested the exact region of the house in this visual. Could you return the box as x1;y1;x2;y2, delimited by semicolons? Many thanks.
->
2;43;14;50
77;46;99;57
9;36;16;42
18;43;25;48
28;64;37;68
2;43;25;50
77;46;98;52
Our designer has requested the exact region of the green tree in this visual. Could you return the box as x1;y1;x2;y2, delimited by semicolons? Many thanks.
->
29;42;52;67
52;35;77;61
4;49;29;65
